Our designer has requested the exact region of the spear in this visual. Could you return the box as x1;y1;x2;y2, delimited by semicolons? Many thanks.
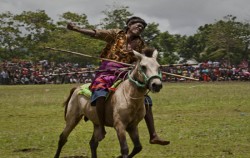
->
161;63;198;67
38;68;131;77
45;47;199;81
38;69;199;81
44;47;132;66
162;72;199;81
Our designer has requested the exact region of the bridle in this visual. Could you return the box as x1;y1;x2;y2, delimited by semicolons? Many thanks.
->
128;64;162;88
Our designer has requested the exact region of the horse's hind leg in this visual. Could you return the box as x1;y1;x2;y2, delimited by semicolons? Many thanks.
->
127;127;142;158
54;113;83;158
89;124;100;158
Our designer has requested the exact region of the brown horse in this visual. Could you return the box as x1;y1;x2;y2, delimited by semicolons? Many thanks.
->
54;50;163;158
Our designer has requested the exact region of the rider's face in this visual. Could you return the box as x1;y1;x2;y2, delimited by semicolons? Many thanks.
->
128;22;145;36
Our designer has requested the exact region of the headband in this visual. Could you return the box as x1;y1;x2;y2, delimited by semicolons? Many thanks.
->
126;16;147;28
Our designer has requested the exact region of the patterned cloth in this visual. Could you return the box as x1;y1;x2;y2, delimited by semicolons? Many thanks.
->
89;61;129;106
89;29;145;92
89;29;146;105
93;29;145;64
89;61;129;92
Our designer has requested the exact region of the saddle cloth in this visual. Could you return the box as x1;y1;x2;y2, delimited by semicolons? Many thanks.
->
78;80;123;98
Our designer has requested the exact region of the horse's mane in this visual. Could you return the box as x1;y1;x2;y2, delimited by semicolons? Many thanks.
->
142;48;155;57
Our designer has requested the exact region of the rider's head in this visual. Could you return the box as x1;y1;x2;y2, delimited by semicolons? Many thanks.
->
126;16;147;28
125;16;147;35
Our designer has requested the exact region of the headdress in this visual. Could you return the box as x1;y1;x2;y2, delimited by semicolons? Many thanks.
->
126;16;147;28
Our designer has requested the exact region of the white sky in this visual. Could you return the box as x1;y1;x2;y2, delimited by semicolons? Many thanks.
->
1;0;250;35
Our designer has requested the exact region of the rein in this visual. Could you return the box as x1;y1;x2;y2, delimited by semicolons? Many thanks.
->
128;65;162;88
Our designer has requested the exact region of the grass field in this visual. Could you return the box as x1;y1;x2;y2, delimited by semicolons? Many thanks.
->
0;82;250;158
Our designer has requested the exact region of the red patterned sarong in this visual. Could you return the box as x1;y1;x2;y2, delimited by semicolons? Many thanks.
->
89;61;129;92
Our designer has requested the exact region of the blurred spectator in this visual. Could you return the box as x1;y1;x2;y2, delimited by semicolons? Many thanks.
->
1;69;10;84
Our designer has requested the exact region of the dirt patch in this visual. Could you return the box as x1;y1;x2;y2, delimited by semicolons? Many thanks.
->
62;156;88;158
13;148;42;153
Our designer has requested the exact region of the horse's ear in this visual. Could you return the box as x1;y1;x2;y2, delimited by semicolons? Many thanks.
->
133;50;143;60
152;49;158;58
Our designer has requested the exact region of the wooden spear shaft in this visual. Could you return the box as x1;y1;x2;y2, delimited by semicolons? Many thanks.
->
162;72;199;81
39;70;199;81
45;47;199;81
161;63;198;67
44;47;132;66
45;47;198;67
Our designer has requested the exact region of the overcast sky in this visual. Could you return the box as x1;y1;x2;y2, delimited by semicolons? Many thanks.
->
1;0;250;35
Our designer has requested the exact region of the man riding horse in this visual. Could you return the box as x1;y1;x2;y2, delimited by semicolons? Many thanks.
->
67;16;170;145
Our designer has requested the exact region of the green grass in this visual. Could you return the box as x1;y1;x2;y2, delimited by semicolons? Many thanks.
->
0;82;250;158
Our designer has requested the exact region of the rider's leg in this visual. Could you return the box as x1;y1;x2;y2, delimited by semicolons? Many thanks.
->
91;89;108;141
144;96;170;145
95;96;106;141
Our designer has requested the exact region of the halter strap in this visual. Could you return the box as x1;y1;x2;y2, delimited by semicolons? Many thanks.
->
128;65;162;88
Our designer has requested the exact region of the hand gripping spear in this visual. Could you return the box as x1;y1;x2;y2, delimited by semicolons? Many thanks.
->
44;47;199;81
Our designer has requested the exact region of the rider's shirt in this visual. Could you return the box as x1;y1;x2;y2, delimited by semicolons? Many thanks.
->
93;29;145;64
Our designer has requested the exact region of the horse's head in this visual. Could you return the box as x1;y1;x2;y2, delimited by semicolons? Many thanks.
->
129;49;162;93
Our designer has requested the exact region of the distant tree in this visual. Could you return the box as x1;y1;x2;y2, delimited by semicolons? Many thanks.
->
205;15;246;64
57;12;93;28
176;23;213;63
46;12;104;65
0;11;22;60
153;31;180;64
237;22;250;61
13;10;55;61
142;22;161;46
2;8;249;67
99;5;133;29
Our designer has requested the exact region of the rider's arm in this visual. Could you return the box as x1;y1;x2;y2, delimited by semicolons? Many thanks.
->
67;23;120;43
67;23;96;37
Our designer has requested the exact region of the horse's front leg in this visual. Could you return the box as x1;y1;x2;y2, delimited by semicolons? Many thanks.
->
127;126;142;158
115;122;129;158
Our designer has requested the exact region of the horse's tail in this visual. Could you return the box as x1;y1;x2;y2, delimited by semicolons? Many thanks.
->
63;87;77;121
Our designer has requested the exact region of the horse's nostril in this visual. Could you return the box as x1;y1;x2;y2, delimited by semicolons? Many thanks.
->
152;83;155;87
152;83;162;91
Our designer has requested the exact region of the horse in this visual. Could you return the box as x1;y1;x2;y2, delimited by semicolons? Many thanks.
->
54;49;163;158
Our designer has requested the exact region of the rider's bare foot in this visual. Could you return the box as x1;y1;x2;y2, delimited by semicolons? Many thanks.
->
150;136;170;145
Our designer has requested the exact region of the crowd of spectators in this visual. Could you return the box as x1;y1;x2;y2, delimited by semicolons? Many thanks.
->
0;60;94;85
1;59;249;85
162;60;250;82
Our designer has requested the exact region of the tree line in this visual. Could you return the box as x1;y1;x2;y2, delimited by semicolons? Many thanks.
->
0;5;249;66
